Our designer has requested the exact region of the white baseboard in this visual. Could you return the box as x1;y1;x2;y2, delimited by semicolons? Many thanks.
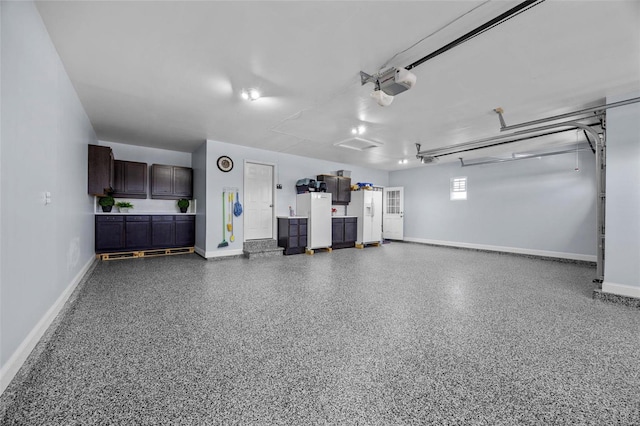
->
403;237;597;262
0;255;97;395
195;245;244;259
194;245;206;258
602;281;640;299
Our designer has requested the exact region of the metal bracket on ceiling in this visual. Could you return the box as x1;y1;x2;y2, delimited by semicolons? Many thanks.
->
360;71;376;86
493;107;507;129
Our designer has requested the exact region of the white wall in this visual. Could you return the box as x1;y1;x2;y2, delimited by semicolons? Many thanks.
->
0;1;98;392
389;147;597;261
100;140;191;167
192;142;207;253
602;92;640;298
198;139;389;258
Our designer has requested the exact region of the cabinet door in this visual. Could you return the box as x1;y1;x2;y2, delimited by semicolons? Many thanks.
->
344;218;358;243
173;167;193;198
332;218;345;244
316;175;337;197
299;219;308;248
112;160;148;198
123;161;148;196
88;145;113;196
151;164;174;198
95;216;124;252
151;216;175;248
337;177;351;204
175;216;195;246
125;216;151;249
112;160;125;195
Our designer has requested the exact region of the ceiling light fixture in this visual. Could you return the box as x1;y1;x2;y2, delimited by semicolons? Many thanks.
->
241;88;261;101
351;125;366;135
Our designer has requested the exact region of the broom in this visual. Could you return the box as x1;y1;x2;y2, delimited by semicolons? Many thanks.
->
217;192;229;248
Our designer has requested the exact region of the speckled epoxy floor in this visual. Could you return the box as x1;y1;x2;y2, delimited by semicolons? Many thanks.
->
2;243;640;425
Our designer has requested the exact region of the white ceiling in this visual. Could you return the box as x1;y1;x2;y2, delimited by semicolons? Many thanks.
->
35;1;640;171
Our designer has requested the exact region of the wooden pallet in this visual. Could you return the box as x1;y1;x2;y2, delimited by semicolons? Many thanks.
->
97;247;195;261
305;247;333;255
97;251;139;261
355;241;381;249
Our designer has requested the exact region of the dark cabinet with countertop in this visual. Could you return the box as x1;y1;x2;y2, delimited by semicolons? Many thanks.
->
125;215;151;249
151;164;193;199
317;174;351;205
112;160;148;199
95;215;125;252
88;144;114;196
95;215;195;253
151;216;175;247
175;215;196;247
332;216;357;249
277;217;308;255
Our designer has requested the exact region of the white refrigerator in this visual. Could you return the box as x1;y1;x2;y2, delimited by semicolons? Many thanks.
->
347;189;383;246
296;192;332;250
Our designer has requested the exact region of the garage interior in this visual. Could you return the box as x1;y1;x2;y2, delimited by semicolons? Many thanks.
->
1;1;639;423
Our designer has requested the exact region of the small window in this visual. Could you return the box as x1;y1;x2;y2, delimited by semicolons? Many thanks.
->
450;177;467;200
386;189;400;214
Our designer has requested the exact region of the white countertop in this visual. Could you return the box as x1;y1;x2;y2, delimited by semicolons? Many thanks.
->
95;212;196;215
276;215;357;219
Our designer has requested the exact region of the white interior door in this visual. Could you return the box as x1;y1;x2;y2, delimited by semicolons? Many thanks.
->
383;186;404;240
244;162;274;240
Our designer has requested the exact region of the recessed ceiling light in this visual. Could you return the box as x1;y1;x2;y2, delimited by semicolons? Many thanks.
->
241;88;261;101
249;89;260;100
351;125;366;135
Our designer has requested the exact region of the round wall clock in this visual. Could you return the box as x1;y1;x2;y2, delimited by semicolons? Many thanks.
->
217;155;233;172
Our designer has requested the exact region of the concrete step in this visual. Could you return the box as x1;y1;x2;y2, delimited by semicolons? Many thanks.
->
243;239;283;259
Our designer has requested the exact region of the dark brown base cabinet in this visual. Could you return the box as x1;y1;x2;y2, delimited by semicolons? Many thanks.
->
95;215;195;253
332;217;357;249
95;216;125;252
277;217;308;255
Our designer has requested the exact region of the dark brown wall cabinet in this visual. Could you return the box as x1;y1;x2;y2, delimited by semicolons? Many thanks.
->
277;217;308;255
112;160;148;199
317;175;351;205
332;217;357;249
88;144;114;196
95;215;195;253
151;164;193;199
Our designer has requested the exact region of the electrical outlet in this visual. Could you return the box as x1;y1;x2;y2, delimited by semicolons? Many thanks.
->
276;184;282;189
